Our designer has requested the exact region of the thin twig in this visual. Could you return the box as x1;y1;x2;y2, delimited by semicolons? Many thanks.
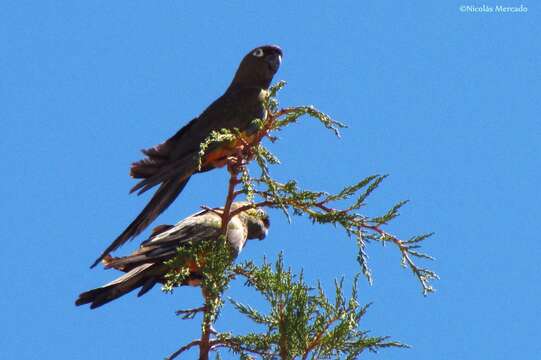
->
176;306;206;317
166;340;201;360
200;206;223;217
363;224;438;294
228;201;274;219
301;315;341;360
210;339;273;357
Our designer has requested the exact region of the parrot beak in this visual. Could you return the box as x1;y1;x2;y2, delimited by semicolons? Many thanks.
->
258;228;268;240
265;53;282;73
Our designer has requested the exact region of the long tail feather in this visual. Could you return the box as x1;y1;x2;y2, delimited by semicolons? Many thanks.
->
91;177;190;268
75;264;155;309
130;154;199;195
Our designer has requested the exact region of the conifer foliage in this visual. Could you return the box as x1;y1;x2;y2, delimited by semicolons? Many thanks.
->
163;82;437;359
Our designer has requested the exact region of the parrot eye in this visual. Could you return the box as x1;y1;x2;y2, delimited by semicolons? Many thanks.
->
252;48;264;58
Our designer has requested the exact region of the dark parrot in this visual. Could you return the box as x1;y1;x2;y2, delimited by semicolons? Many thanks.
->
77;203;269;309
91;45;282;267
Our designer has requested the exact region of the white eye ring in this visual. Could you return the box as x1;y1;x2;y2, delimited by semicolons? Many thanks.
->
252;48;264;58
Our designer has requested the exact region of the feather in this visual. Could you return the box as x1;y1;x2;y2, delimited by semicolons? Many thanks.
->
137;278;158;297
91;177;190;268
76;264;154;309
77;203;269;308
94;45;282;264
130;152;199;195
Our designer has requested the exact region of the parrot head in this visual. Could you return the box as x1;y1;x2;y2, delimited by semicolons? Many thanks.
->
230;202;270;241
231;45;283;89
245;208;270;241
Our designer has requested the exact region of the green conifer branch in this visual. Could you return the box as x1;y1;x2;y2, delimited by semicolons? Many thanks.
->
164;81;436;358
219;256;408;359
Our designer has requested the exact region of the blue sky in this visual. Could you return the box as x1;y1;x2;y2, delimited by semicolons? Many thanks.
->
1;1;539;359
